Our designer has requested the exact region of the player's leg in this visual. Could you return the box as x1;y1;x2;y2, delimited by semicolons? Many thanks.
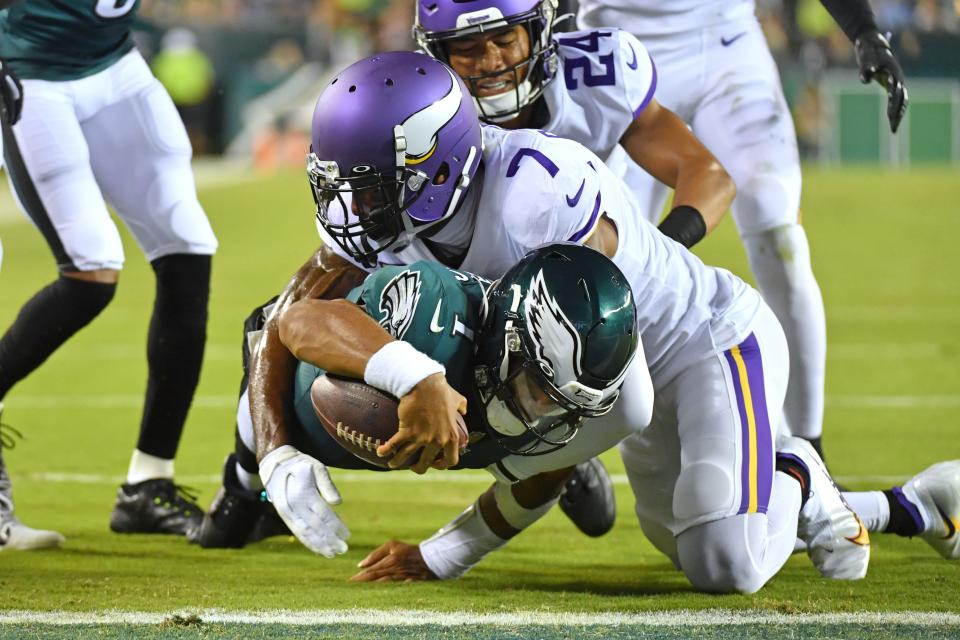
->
690;17;828;457
0;81;125;548
191;298;286;549
843;461;960;560
80;52;217;535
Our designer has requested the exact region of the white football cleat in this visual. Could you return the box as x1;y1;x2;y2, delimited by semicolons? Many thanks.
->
779;437;870;580
0;515;64;550
901;460;960;560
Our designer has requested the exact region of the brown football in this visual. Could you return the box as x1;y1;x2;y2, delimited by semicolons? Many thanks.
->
310;374;406;469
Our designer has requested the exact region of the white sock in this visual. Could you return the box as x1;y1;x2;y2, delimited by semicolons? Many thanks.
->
844;490;890;533
743;224;827;441
235;461;263;492
126;449;174;485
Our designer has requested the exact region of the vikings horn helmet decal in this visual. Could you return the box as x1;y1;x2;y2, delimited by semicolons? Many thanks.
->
401;66;464;165
308;52;483;266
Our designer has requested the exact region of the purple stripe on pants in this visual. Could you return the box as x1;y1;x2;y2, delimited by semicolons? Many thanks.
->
723;333;774;515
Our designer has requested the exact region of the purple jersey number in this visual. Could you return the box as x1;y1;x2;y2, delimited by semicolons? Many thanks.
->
558;31;616;90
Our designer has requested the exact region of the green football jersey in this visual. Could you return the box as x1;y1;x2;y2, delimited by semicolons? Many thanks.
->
290;261;526;471
0;0;140;81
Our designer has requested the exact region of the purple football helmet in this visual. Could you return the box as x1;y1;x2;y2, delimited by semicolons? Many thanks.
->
308;51;483;266
413;0;559;122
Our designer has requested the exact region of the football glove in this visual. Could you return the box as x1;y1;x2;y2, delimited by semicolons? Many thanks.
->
259;445;350;557
855;31;908;133
0;59;23;125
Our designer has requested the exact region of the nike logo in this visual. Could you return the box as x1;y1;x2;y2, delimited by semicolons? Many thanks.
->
429;299;445;333
626;43;638;70
845;515;871;547
721;32;747;47
566;179;586;207
935;504;958;540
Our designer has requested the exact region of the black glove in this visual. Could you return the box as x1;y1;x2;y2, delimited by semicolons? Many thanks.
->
854;31;908;134
0;58;23;125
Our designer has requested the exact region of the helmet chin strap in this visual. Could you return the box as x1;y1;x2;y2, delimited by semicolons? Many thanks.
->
475;79;533;122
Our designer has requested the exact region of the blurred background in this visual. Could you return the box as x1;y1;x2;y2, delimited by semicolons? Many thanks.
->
134;0;960;170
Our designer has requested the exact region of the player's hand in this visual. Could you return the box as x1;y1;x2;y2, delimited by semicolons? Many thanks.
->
378;373;468;474
0;58;23;125
350;539;439;582
855;31;908;133
259;445;350;557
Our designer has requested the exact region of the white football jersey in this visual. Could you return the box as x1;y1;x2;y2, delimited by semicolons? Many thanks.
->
539;28;656;164
577;0;754;38
320;125;760;386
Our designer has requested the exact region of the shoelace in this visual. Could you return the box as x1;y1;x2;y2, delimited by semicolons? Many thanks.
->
173;484;200;507
0;422;22;450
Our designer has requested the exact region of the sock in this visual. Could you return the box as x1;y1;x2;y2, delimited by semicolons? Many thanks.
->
137;254;211;460
235;460;262;491
127;449;174;484
776;453;811;510
742;225;826;441
843;490;890;533
0;276;116;398
883;487;925;537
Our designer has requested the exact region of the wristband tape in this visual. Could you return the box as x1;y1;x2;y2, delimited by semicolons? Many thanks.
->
658;205;706;249
419;501;507;580
363;340;445;398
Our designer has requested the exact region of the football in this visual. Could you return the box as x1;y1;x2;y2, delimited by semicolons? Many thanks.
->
310;373;407;469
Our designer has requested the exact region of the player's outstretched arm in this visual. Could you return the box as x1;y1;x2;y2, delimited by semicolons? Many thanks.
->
350;468;572;581
819;0;908;133
251;246;365;461
619;99;735;247
278;297;469;474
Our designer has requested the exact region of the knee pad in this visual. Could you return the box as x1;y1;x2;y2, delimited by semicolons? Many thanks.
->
673;461;734;526
742;223;814;283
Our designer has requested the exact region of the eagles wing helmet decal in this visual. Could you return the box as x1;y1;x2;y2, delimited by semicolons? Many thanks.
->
401;66;463;165
524;269;584;384
378;270;423;339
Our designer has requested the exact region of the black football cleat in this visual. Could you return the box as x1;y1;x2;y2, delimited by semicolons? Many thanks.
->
189;454;268;549
559;457;616;537
109;479;203;536
248;505;292;544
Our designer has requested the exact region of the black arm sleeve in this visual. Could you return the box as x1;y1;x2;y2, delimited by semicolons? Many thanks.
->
819;0;880;42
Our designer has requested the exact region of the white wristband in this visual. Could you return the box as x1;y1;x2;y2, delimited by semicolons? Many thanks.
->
493;480;559;531
419;501;507;580
364;340;445;398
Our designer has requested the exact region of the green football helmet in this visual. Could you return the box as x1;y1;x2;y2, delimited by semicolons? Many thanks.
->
475;243;639;455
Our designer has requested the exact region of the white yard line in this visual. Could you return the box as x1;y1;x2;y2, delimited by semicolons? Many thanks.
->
19;471;911;487
0;608;958;626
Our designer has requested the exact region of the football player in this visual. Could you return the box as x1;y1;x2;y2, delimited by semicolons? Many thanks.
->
0;0;217;540
244;52;875;593
413;0;739;533
195;244;641;553
575;0;908;462
414;0;736;251
0;44;67;551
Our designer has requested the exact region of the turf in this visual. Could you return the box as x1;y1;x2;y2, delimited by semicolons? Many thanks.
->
0;165;958;629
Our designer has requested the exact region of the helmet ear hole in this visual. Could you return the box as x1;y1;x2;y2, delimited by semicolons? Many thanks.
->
433;161;450;186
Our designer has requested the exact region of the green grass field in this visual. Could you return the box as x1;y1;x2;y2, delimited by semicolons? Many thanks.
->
0;165;958;638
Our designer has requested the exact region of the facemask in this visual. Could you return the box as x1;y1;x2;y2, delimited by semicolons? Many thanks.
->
485;396;529;437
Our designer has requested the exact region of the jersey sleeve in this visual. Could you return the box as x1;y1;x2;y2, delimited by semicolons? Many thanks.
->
499;131;611;250
354;262;479;372
616;31;657;119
